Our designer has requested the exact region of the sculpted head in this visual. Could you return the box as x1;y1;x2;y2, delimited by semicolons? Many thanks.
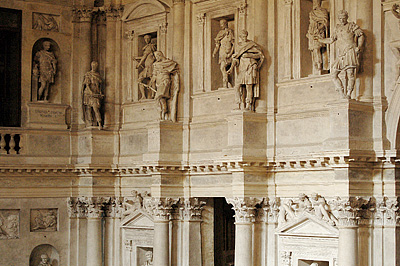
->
40;254;50;263
154;51;165;62
43;41;51;51
238;30;248;42
338;10;349;25
91;61;98;71
219;19;228;29
144;34;151;44
312;0;322;8
145;251;153;261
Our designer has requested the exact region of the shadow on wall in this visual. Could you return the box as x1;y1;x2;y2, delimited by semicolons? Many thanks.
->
29;244;59;266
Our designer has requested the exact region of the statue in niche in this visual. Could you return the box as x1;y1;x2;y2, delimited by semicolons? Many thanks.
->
391;4;400;80
212;19;235;88
82;61;104;130
311;193;338;225
135;34;157;100
142;251;153;266
31;209;57;232
317;10;364;99
306;0;329;75
149;51;179;122
38;254;52;266
0;212;18;239
33;41;57;102
228;30;264;111
33;13;59;32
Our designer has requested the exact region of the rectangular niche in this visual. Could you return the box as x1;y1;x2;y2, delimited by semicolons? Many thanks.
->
0;209;20;239
30;208;58;232
210;14;235;90
136;246;153;266
298;259;329;266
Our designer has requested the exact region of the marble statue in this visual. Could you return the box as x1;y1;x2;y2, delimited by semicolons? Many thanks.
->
33;41;57;101
212;19;235;88
317;10;364;99
311;193;338;225
38;254;52;266
278;199;295;224
31;209;57;231
136;34;157;100
391;4;400;80
82;61;104;130
122;190;143;216
150;51;179;122
296;193;312;213
228;30;264;111
306;0;329;75
142;251;153;266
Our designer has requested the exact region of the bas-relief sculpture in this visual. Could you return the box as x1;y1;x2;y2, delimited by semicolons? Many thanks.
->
135;34;157;100
228;30;264;111
150;51;179;122
33;13;59;32
30;209;57;232
306;0;329;75
82;61;104;129
318;10;364;99
142;250;153;266
213;19;235;88
0;210;19;239
33;41;57;102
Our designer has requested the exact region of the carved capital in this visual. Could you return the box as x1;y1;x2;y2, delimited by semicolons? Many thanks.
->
67;197;87;218
196;13;206;25
82;197;107;219
331;197;371;227
105;197;123;218
72;6;93;23
375;197;400;226
94;11;106;25
283;0;293;5
258;197;280;224
226;197;262;223
159;22;168;34
180;198;206;221
105;5;123;21
238;3;247;15
144;197;178;221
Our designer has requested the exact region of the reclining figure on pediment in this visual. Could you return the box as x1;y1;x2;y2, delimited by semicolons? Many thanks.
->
122;190;144;216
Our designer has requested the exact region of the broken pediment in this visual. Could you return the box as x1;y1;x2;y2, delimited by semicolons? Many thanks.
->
122;0;169;21
121;209;154;229
277;213;338;238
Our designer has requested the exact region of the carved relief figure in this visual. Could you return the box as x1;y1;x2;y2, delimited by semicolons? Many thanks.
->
38;254;52;266
390;4;400;80
296;193;312;213
122;190;144;216
228;30;264;111
82;61;104;129
33;41;57;101
150;51;179;122
306;0;329;75
278;199;296;224
317;10;364;99
142;251;153;266
212;19;235;88
33;13;59;32
0;210;19;239
135;35;157;100
31;209;57;232
311;193;338;225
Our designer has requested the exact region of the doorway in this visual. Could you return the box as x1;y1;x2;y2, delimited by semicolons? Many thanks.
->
214;197;235;266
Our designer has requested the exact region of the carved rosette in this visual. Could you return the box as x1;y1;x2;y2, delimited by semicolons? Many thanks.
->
105;5;123;21
180;198;206;221
331;197;370;227
144;197;178;222
105;197;123;218
226;197;262;223
67;197;87;218
83;197;107;219
375;197;400;226
72;6;93;23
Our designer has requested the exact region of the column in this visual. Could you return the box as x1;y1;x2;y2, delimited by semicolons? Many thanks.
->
126;30;134;103
283;0;293;80
196;13;206;93
85;197;106;266
74;7;93;79
172;0;185;65
104;197;123;266
259;198;279;266
181;198;206;266
144;197;178;266
226;197;262;266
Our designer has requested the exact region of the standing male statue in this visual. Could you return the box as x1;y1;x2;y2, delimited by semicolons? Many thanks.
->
212;19;235;88
82;61;104;130
33;41;57;101
135;34;157;100
228;30;264;111
317;10;364;99
150;51;179;122
306;0;329;75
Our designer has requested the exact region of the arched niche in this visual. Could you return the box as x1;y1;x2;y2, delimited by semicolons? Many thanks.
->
122;0;169;21
31;38;60;103
29;244;59;266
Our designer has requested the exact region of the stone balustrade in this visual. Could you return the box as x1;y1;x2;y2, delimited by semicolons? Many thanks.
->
0;129;22;155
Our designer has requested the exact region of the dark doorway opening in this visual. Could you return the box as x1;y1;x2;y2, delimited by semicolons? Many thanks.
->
0;7;21;127
214;197;235;266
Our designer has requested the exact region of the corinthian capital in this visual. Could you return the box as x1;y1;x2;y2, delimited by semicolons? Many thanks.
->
105;5;124;21
258;197;280;224
82;197;107;218
376;197;400;226
144;197;178;221
72;6;93;22
180;198;206;221
331;197;370;227
67;197;88;218
226;197;262;223
105;197;123;218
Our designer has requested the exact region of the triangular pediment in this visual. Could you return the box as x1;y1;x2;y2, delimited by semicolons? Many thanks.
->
277;213;338;238
121;209;154;228
122;0;169;21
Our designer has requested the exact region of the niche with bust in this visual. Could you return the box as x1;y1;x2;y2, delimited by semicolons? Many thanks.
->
29;244;59;266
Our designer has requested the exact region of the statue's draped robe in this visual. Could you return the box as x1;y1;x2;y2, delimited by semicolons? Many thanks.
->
307;7;329;51
139;43;157;78
82;70;102;123
34;50;57;83
215;28;234;64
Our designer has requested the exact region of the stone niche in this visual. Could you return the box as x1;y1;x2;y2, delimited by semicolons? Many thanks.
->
29;244;59;266
277;213;338;266
121;209;154;266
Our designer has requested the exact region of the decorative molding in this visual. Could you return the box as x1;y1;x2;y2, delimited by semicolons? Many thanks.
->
173;0;185;4
226;197;262;223
283;0;293;5
143;197;179;221
179;198;206;221
196;13;206;25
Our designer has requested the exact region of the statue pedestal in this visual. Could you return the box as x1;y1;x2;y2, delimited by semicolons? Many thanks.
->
27;102;70;130
323;99;373;154
222;110;267;162
143;120;183;165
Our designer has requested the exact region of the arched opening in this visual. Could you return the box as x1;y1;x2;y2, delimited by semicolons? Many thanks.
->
29;244;59;266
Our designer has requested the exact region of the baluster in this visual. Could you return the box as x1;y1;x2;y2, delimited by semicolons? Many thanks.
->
9;134;16;154
17;134;22;154
0;134;6;154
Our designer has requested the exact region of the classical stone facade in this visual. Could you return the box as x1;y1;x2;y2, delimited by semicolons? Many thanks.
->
0;0;399;266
